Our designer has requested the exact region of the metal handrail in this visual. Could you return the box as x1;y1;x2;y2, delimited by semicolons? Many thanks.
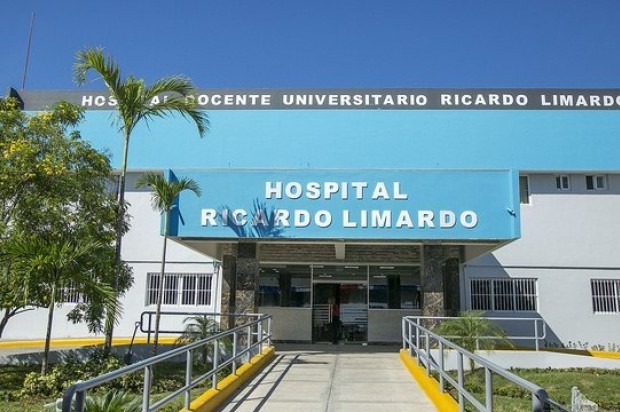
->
62;314;272;412
139;311;263;342
410;316;546;351
402;317;570;412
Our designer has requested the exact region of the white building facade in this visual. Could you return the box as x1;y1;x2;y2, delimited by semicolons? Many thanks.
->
5;88;620;350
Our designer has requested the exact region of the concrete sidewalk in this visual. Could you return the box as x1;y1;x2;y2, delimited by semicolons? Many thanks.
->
218;346;436;412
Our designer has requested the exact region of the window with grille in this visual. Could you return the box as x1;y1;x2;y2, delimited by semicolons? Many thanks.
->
58;282;87;304
470;278;537;311
146;273;212;306
591;279;620;314
585;175;607;190
555;175;570;191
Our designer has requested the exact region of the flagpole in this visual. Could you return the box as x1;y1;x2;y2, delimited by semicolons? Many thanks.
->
21;12;35;90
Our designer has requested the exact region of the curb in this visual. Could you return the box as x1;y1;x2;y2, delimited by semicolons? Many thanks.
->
400;348;458;412
181;346;276;412
0;336;178;349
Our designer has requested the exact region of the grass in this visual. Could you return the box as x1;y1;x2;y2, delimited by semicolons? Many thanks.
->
440;367;620;412
0;362;230;412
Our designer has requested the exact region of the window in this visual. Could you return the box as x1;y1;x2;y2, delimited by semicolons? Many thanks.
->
258;265;311;308
519;176;530;204
146;273;212;306
369;266;421;309
470;278;537;311
591;279;620;314
586;175;607;190
555;175;570;191
58;282;87;304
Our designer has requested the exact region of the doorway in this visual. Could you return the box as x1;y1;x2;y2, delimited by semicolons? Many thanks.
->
312;282;368;343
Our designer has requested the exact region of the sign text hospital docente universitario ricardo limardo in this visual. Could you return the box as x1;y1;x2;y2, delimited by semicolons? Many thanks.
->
74;89;620;110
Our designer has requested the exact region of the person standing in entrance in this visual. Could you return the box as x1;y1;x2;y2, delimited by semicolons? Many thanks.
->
329;297;340;344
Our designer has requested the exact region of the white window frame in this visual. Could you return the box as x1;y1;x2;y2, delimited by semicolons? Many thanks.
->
591;279;620;314
469;278;538;312
519;175;530;205
585;175;607;191
555;175;570;191
146;273;213;307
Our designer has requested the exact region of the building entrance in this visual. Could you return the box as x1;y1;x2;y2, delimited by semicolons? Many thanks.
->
312;282;368;343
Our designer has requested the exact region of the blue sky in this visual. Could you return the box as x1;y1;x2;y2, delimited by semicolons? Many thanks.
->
2;1;620;90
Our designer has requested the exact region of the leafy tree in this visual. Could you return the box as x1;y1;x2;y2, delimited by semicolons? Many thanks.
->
74;47;209;351
136;171;201;355
434;310;513;371
0;98;131;340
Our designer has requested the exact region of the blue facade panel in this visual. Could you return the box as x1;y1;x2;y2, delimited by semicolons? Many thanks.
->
77;110;620;172
168;169;520;241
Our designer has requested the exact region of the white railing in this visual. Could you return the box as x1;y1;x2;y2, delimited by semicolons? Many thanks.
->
62;314;272;412
410;316;546;351
402;316;569;412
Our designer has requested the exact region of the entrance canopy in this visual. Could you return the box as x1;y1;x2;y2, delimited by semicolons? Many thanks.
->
168;168;520;243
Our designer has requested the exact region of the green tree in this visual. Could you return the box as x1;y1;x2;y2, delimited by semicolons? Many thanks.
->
0;98;130;339
136;172;201;355
5;236;118;375
434;310;513;371
74;47;209;351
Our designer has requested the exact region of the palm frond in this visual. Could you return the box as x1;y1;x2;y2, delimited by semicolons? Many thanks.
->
136;172;201;213
73;48;122;99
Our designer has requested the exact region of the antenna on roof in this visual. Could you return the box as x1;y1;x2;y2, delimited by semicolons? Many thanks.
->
21;12;35;90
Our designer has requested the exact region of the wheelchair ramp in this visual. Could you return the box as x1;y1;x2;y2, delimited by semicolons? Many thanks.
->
218;346;436;412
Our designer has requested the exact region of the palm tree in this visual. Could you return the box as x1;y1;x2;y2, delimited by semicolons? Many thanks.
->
176;315;225;366
4;236;117;374
73;48;209;351
434;310;513;371
136;172;201;355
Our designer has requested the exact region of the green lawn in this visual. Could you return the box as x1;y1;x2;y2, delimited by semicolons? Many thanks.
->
442;367;620;412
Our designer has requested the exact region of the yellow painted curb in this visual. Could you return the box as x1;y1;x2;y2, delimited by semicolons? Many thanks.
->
0;336;177;349
400;349;458;412
589;350;620;360
181;346;276;412
540;347;620;360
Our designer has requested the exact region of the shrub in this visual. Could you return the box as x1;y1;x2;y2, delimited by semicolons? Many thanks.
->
84;390;141;412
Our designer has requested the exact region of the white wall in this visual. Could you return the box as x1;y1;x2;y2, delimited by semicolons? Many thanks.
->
463;173;620;349
368;309;421;342
257;307;312;341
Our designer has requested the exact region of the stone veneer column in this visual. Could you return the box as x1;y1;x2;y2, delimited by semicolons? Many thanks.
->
220;244;237;329
421;245;462;319
422;245;447;318
234;243;260;328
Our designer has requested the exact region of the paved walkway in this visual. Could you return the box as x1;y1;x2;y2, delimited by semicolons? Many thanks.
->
218;345;436;412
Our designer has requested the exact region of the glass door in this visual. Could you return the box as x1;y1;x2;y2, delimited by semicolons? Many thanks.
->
339;283;368;343
312;281;368;343
312;283;338;343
